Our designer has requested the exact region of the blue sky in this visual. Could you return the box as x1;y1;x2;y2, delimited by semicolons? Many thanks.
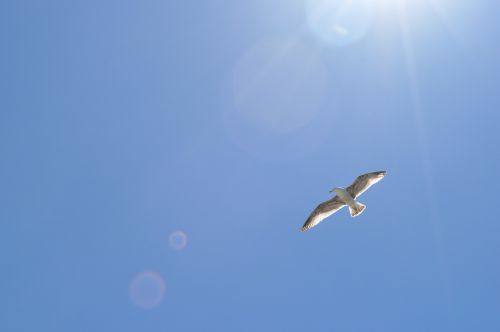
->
1;0;500;331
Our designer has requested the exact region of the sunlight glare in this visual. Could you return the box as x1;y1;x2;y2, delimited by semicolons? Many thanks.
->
306;0;375;46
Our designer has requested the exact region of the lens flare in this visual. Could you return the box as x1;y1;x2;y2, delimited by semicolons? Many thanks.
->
224;36;332;162
129;271;166;309
231;37;327;133
169;231;188;251
306;0;375;46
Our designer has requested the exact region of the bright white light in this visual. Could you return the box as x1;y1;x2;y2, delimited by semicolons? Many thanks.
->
375;0;420;7
305;0;434;46
306;0;375;46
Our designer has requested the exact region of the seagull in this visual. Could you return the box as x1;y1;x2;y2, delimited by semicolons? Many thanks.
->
301;171;386;232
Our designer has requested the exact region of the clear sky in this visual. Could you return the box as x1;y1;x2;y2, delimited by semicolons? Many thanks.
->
2;0;500;331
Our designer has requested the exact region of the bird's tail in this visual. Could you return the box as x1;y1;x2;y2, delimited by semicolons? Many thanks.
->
349;202;366;217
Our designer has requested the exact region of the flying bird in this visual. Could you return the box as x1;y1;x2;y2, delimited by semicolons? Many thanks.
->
301;171;386;232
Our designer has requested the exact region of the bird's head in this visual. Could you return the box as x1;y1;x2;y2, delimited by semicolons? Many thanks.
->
329;187;342;194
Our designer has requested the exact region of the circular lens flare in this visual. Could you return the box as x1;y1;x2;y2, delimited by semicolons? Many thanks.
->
169;231;188;251
129;271;166;309
231;37;328;133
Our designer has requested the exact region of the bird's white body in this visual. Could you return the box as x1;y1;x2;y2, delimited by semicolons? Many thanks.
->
333;188;356;206
333;188;366;217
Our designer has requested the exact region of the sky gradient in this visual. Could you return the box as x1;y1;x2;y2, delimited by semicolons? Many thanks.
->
2;0;500;331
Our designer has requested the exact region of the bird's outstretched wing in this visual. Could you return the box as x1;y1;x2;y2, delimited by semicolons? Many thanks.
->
346;171;386;199
301;196;346;232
